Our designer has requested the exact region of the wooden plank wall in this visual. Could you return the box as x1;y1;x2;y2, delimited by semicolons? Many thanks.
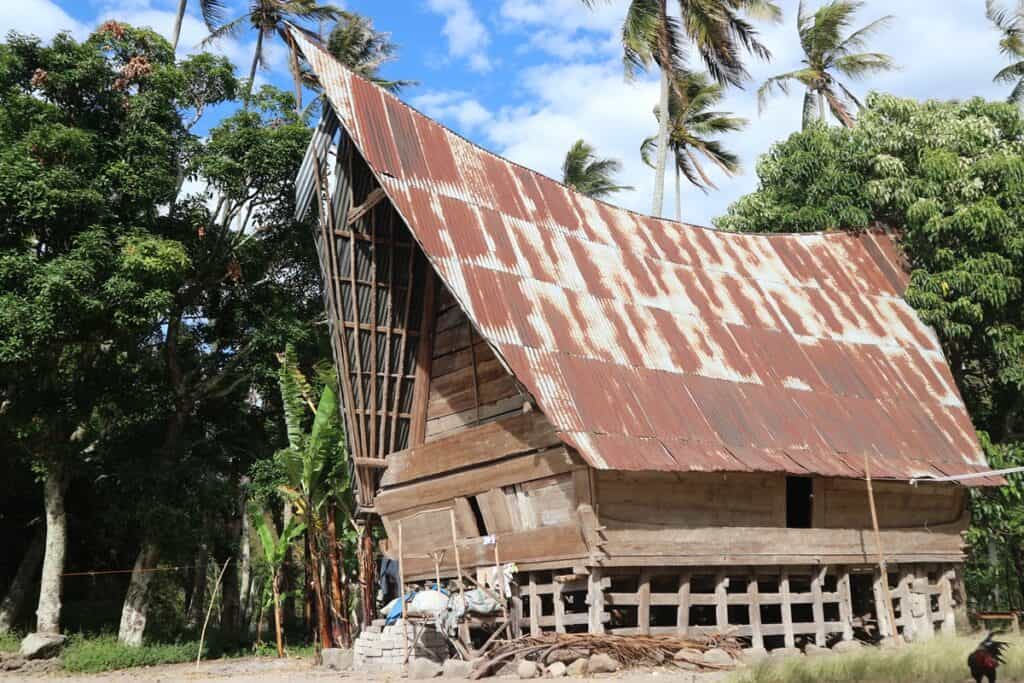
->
594;471;967;565
424;285;525;441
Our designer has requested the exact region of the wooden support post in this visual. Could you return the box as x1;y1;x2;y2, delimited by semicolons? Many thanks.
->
873;567;892;638
837;567;854;641
748;571;764;650
677;571;691;638
529;573;541;636
811;566;827;647
588;568;605;635
448;510;465;602
511;582;523;637
780;569;795;649
637;570;651;636
408;269;436;447
494;541;509;636
938;567;955;636
553;577;565;634
715;570;728;633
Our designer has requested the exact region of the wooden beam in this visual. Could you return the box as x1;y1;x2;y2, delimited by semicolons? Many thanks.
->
637;570;651;636
588;568;605;634
780;569;795;649
553;578;565;633
408;268;436;447
677;572;691;637
748;572;764;649
811;566;827;646
381;411;559;487
529;573;540;636
345;186;386;225
837;567;854;641
714;570;728;632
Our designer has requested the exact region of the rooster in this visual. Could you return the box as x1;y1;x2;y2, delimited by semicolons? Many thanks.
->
968;633;1009;683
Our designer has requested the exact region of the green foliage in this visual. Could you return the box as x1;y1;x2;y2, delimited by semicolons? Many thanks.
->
562;139;633;199
61;635;198;673
731;635;1024;683
0;631;20;653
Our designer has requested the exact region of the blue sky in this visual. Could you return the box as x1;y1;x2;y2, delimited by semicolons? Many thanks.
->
1;0;1016;225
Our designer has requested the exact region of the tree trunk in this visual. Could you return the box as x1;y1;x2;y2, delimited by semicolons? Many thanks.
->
170;0;188;51
245;30;264;107
358;522;376;629
117;542;161;646
674;162;682;222
272;573;284;657
326;506;349;647
185;543;208;630
238;478;252;629
34;461;68;634
0;527;44;633
219;543;242;644
307;533;331;647
651;67;671;217
282;503;298;630
818;90;826;124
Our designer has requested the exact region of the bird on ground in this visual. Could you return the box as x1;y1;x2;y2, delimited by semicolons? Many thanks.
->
968;632;1009;683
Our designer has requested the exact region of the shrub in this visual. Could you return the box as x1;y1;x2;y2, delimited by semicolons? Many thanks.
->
0;631;21;653
62;635;199;673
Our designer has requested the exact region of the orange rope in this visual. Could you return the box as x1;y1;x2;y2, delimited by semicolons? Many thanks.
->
62;565;200;577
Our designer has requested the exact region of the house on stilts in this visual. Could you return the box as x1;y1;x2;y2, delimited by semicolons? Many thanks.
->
290;28;1001;650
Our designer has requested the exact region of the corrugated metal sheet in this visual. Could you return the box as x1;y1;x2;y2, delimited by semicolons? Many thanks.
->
293;29;999;486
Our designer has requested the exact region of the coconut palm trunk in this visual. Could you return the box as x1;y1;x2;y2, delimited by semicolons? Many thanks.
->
34;461;68;635
171;0;188;51
246;30;264;106
651;68;671;216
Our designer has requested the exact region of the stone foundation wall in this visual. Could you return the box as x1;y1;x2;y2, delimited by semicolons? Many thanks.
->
353;618;448;672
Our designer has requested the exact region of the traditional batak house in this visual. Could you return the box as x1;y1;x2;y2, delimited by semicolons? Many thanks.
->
290;28;1000;649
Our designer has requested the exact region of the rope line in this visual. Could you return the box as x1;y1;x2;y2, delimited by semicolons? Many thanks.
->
62;565;202;577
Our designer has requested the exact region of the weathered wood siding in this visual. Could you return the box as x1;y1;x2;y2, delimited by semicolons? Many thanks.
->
593;471;966;565
424;285;526;442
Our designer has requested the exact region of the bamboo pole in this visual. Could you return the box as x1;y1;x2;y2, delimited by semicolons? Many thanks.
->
865;454;899;643
449;509;465;602
494;540;508;631
398;520;408;670
196;558;232;669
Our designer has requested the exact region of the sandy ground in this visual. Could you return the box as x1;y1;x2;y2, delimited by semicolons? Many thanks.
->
1;655;733;683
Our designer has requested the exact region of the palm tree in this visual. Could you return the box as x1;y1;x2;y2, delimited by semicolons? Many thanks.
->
202;0;340;107
987;0;1024;105
321;11;414;92
169;0;226;51
758;0;894;128
641;72;747;221
617;0;781;217
562;140;634;199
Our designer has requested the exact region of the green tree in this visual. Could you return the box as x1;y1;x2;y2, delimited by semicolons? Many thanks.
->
641;71;747;220
0;24;195;636
321;11;413;92
202;0;339;107
251;508;304;657
274;345;355;648
758;0;894;128
987;0;1024;106
614;0;779;216
561;139;633;199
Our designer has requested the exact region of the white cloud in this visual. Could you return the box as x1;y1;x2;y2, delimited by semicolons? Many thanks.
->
425;0;492;72
0;0;88;40
411;90;492;131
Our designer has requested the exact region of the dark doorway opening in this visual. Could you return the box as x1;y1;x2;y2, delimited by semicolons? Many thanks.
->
786;476;813;528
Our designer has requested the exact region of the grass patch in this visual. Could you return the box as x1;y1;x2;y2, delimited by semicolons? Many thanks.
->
62;635;199;673
0;631;21;653
731;635;1024;683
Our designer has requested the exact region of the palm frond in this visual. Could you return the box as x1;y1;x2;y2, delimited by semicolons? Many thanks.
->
994;59;1024;83
834;14;894;55
823;86;856;127
198;0;228;30
757;68;817;112
562;139;633;198
622;0;661;78
199;14;248;46
832;52;895;79
988;0;1024;57
804;0;862;61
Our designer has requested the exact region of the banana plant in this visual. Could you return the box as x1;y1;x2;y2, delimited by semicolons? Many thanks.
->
252;507;305;657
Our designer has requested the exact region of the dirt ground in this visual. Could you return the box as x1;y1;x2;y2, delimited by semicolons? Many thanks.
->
1;655;733;683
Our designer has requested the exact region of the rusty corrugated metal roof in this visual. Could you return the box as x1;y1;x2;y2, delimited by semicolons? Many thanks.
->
293;29;999;486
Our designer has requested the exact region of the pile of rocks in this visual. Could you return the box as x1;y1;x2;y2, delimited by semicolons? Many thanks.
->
353;618;448;672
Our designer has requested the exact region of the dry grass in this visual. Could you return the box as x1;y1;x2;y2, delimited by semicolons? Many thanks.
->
731;635;1024;683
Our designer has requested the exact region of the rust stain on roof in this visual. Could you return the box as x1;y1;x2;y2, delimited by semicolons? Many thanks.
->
293;29;998;486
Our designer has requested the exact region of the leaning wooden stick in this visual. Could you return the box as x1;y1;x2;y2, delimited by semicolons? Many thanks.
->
196;558;232;669
398;521;408;670
865;454;899;643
